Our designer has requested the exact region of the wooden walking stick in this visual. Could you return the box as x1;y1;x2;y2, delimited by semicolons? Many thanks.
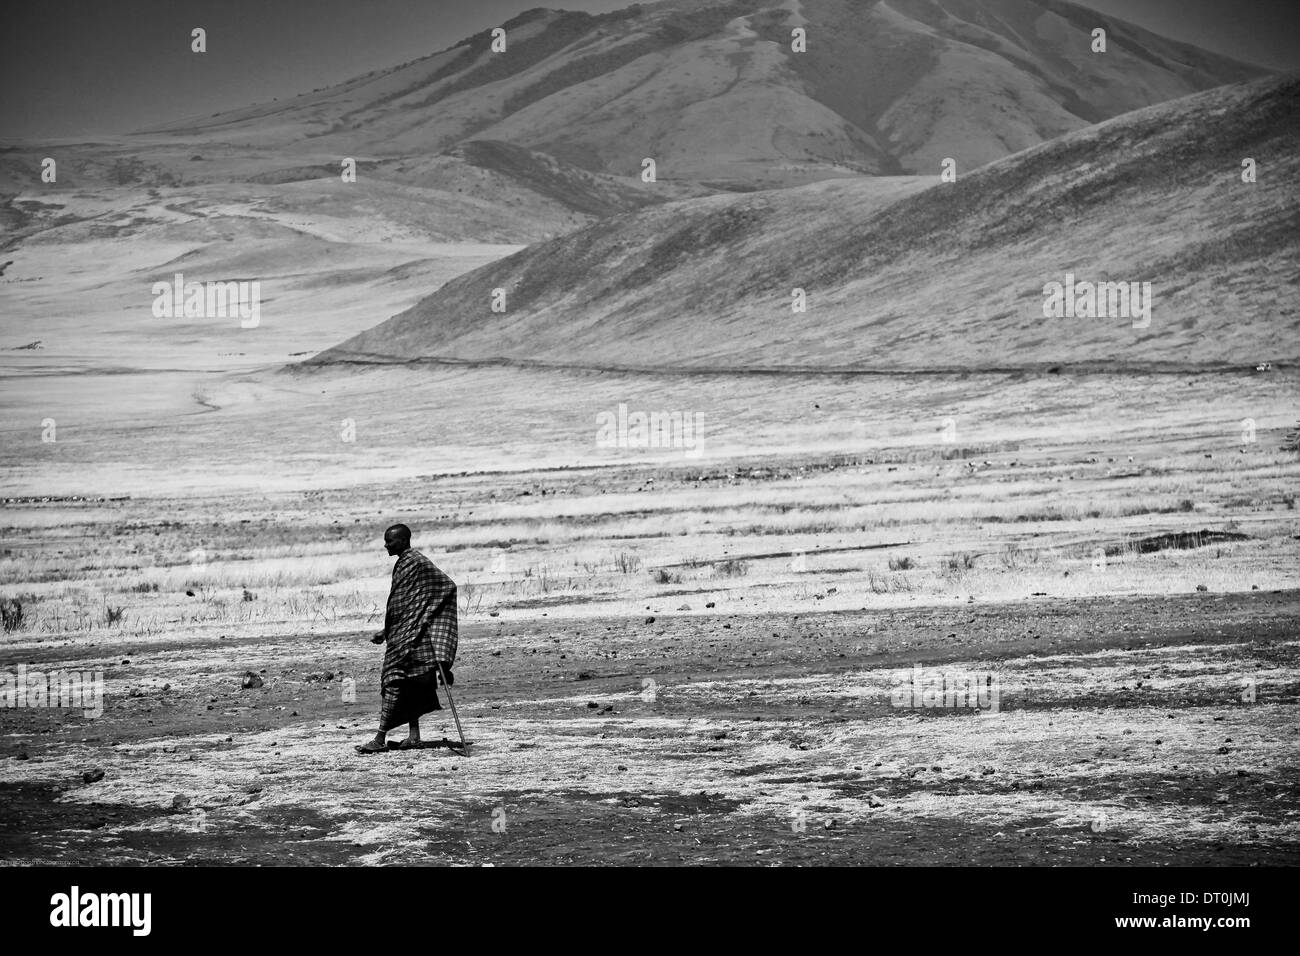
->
436;660;469;755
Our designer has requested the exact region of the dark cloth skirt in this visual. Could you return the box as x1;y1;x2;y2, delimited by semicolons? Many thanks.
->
379;672;441;731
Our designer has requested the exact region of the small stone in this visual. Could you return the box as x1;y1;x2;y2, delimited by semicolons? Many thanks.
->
171;794;191;810
82;768;105;784
645;616;656;624
241;672;263;689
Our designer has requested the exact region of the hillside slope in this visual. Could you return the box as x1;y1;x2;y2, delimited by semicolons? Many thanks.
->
311;75;1300;371
143;0;1267;187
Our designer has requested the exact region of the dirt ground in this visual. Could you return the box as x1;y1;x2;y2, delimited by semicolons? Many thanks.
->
2;588;1297;866
2;360;1297;866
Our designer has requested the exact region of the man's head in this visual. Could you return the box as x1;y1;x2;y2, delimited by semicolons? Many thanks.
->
384;523;412;556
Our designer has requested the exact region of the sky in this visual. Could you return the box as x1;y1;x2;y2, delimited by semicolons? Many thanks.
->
2;0;1297;141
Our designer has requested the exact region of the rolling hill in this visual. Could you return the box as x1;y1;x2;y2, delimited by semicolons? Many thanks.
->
310;74;1300;372
143;0;1267;189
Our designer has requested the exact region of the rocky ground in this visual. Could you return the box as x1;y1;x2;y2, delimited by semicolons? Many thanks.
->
3;589;1297;865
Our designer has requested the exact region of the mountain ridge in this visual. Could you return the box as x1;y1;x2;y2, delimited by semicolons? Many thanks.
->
308;73;1300;372
136;0;1269;187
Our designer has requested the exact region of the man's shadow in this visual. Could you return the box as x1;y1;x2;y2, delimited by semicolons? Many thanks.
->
387;736;470;755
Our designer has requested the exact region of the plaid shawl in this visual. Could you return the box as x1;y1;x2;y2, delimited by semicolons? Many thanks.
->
380;548;458;688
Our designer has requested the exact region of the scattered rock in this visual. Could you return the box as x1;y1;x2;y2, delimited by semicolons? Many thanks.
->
645;616;656;624
241;672;263;689
82;768;104;784
1196;584;1208;592
171;794;191;810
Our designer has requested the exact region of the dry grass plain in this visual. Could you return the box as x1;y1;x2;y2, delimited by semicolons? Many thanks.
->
1;361;1298;864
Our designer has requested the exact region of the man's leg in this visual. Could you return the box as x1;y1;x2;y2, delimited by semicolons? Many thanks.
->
406;719;421;744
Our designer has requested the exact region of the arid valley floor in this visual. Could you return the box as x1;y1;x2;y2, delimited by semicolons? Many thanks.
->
2;364;1298;865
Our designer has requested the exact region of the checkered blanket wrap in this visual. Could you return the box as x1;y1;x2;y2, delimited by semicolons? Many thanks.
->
378;549;457;729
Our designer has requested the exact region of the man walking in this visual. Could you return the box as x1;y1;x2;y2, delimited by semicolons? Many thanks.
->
356;523;458;754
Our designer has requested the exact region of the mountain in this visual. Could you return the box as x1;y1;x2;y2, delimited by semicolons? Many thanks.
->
309;74;1300;371
145;0;1268;189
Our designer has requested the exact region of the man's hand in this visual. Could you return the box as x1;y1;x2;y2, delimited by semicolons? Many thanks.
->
371;631;385;645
